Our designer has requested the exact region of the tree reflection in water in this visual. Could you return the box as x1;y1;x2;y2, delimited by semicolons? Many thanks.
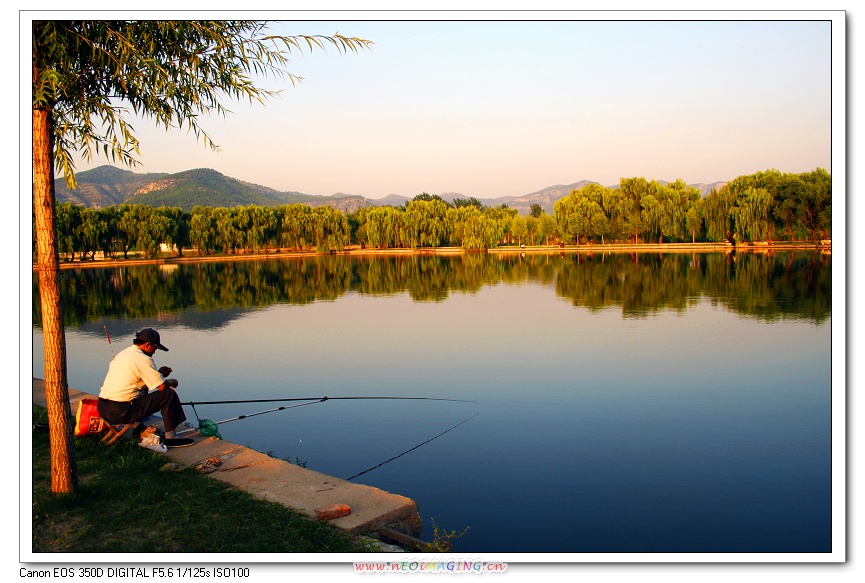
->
34;251;831;329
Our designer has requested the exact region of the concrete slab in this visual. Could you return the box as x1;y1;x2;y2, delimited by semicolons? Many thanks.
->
31;378;422;537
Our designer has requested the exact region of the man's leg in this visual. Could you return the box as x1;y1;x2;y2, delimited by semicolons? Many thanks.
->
127;389;188;438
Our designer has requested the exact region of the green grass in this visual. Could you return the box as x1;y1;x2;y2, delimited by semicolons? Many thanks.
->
31;406;373;554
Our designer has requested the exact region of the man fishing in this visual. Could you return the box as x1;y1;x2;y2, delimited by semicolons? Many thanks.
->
97;328;195;448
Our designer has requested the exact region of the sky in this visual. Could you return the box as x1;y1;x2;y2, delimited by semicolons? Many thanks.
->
55;14;837;200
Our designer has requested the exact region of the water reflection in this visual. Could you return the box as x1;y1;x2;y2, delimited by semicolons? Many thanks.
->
35;251;831;331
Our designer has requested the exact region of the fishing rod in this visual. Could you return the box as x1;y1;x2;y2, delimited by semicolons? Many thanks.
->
345;412;479;481
177;399;327;438
178;395;478;438
181;396;478;406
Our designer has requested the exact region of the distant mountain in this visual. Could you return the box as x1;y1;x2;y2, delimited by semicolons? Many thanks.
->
55;165;728;214
691;182;728;197
237;181;368;212
492;181;601;215
236;179;316;204
54;166;371;212
374;194;411;207
54;165;171;208
321;193;370;213
129;168;285;209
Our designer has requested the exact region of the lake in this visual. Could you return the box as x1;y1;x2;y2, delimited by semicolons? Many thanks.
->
32;250;834;555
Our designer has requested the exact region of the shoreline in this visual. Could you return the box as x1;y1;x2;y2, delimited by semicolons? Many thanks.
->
37;241;829;270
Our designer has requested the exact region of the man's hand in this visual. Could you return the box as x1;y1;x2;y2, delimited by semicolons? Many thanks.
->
158;378;179;391
158;366;173;377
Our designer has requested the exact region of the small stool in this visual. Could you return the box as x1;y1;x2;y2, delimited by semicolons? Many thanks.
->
99;419;134;445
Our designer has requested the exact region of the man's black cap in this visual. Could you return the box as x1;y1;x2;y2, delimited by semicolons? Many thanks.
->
134;328;168;351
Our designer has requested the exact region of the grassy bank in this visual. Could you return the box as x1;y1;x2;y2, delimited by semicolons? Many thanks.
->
30;406;370;554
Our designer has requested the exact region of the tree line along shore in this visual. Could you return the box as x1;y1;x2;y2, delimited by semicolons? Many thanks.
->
42;168;830;264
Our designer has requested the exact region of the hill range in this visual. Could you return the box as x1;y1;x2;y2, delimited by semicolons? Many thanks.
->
54;165;728;215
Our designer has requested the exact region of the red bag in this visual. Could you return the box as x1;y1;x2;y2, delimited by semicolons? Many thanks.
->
74;398;104;436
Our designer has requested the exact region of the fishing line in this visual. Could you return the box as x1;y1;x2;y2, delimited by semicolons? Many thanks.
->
344;412;479;482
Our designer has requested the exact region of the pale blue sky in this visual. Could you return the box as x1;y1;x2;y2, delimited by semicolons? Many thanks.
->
70;17;835;199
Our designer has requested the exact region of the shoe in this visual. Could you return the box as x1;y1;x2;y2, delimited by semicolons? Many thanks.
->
164;438;195;448
138;434;167;453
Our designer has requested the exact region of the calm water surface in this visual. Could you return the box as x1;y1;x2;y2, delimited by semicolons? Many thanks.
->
32;251;832;554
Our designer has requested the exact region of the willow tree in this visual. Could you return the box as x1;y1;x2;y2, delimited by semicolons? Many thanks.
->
32;21;371;494
734;187;774;242
619;177;650;243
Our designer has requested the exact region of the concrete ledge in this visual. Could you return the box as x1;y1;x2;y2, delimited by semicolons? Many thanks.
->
31;378;422;538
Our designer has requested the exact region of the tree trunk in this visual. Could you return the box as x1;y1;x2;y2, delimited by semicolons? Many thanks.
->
33;105;78;494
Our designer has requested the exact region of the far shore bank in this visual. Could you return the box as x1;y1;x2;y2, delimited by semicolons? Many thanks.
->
36;241;829;271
